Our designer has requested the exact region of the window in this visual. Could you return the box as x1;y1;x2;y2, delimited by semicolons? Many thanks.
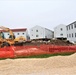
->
36;35;38;37
69;25;70;30
67;26;68;31
22;33;24;35
67;34;68;37
69;34;71;38
75;33;76;37
17;33;19;35
45;36;47;38
60;28;63;31
71;25;73;29
60;34;63;36
36;30;38;32
74;24;76;28
72;33;73;37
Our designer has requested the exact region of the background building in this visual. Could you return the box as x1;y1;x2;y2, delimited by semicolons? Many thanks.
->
54;24;67;40
0;28;29;40
66;21;76;43
30;25;54;40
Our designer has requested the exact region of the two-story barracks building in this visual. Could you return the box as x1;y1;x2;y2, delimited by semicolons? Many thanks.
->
0;28;29;40
54;21;76;43
30;25;54;40
66;21;76;43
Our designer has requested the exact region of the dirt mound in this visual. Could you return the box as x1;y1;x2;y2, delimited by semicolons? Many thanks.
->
0;53;76;75
24;39;74;46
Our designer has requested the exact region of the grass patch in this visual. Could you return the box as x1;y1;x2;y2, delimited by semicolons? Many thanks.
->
0;58;6;60
15;52;75;59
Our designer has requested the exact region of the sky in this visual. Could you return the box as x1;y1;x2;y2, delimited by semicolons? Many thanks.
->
0;0;76;31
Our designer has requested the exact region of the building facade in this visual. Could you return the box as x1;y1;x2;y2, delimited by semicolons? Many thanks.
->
54;24;67;39
30;25;54;40
0;28;29;40
66;21;76;43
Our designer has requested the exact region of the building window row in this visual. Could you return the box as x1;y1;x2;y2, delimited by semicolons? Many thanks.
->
67;23;76;30
31;29;39;32
8;33;25;35
17;33;25;35
67;33;76;38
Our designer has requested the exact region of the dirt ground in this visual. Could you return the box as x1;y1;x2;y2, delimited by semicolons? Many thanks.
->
0;53;76;75
24;39;74;46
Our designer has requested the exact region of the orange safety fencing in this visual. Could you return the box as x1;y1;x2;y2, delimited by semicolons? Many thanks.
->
40;45;76;53
0;45;76;58
0;46;15;58
15;48;49;57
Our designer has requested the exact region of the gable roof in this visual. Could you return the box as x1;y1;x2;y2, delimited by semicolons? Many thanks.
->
30;25;53;32
0;28;27;32
66;21;76;27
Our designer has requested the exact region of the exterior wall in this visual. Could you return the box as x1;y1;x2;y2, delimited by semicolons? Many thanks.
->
30;25;54;40
30;25;45;39
66;21;76;43
54;24;67;39
45;28;54;39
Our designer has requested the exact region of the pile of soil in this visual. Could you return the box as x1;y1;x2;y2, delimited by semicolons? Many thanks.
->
24;39;74;46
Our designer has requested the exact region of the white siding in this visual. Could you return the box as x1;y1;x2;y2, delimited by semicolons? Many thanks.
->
54;24;67;38
3;30;28;40
30;25;54;40
45;28;54;39
30;25;45;39
66;21;76;43
4;32;10;38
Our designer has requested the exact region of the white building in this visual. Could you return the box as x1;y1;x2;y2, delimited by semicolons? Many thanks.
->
30;25;54;40
0;28;29;40
54;24;67;39
66;21;76;43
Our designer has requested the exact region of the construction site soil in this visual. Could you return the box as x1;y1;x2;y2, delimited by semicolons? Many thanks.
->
23;40;74;46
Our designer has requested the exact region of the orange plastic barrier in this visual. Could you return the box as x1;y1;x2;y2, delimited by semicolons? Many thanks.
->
48;45;76;53
40;45;76;53
0;46;15;58
0;45;76;58
0;51;14;58
15;48;49;57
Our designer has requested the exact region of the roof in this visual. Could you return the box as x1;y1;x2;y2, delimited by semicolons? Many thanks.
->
0;28;27;32
30;25;54;32
66;21;76;27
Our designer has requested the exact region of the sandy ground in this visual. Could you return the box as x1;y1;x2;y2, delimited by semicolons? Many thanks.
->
0;53;76;75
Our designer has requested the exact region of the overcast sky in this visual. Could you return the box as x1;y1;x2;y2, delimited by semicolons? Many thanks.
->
0;0;76;31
